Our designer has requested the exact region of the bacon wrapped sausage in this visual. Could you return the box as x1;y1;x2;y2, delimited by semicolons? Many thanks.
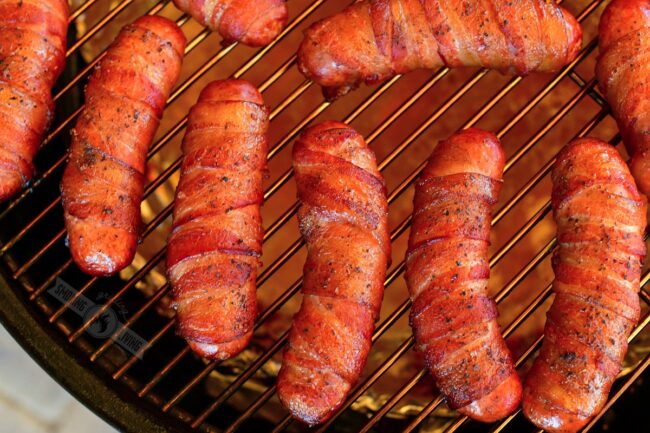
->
597;0;650;197
172;0;288;47
522;138;646;433
298;0;582;99
61;16;186;276
167;79;268;360
277;121;390;425
0;0;68;201
405;128;521;422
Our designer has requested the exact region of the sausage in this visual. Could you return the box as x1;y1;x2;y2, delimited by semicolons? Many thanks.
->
405;128;521;422
61;16;186;276
167;79;268;360
0;0;68;201
277;121;390;425
172;0;288;47
298;0;582;99
596;0;650;196
522;138;647;433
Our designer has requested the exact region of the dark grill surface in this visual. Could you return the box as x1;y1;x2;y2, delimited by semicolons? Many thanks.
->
0;1;648;432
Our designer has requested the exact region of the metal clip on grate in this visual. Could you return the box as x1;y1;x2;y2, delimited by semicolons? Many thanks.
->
0;1;648;433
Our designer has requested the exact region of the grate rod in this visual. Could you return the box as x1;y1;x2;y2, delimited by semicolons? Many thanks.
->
66;0;141;58
502;75;599;174
68;248;167;340
112;319;175;379
358;370;429;433
90;282;171;361
137;346;191;397
69;0;103;23
224;385;278;433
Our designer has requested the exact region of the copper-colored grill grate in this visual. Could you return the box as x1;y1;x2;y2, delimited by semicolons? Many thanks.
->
0;0;648;432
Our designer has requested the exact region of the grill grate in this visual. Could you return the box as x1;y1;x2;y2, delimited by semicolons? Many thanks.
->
0;0;648;432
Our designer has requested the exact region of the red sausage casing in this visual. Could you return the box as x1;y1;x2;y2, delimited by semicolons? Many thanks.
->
172;0;288;46
597;0;650;196
0;0;68;201
277;122;390;425
167;79;268;360
406;128;521;422
61;16;185;276
522;138;646;433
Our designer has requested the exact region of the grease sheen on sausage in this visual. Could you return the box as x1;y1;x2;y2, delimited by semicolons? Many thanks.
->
406;128;521;422
172;0;288;46
522;138;646;433
277;121;390;425
298;0;582;99
596;0;650;197
167;79;268;360
61;16;186;276
0;0;68;201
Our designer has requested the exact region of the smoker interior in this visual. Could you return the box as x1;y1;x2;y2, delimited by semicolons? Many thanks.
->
0;0;648;432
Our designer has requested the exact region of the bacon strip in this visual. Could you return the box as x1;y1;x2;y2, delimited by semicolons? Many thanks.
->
522;138;647;433
406;128;521;422
172;0;288;46
597;0;650;197
167;79;268;360
61;16;186;276
0;0;68;201
298;0;582;99
277;121;390;425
